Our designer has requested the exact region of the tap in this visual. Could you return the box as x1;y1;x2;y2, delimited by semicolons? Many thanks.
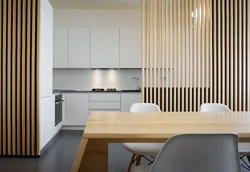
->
133;77;141;90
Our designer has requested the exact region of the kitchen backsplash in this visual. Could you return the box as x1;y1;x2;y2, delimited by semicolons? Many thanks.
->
53;69;142;90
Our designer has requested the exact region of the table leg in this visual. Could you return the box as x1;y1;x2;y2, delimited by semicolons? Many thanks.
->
72;138;109;172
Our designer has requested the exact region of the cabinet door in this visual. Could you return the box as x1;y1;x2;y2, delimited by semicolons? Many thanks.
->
40;9;53;98
40;96;55;149
69;28;90;68
90;28;119;68
54;28;68;68
121;93;142;112
120;28;141;68
66;94;89;125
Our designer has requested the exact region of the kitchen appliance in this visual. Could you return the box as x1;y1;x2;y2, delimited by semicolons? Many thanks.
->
92;88;105;92
92;88;117;92
55;94;64;126
106;88;117;92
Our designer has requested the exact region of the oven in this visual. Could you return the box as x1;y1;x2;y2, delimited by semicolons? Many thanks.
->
55;94;64;126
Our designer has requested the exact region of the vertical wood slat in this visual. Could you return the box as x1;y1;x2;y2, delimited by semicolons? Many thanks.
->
177;0;181;112
16;0;21;155
2;0;7;155
157;0;161;110
226;0;230;108
243;0;246;111
153;0;157;105
181;0;185;111
161;0;165;111
165;0;169;111
21;0;27;155
186;0;189;110
7;0;12;155
213;0;217;104
206;0;209;103
173;0;177;112
189;0;193;111
150;0;153;104
169;0;173;112
218;0;221;104
230;0;234;109
36;0;41;155
201;0;205;106
26;0;31;156
197;0;201;110
238;0;242;111
142;0;145;104
12;0;17;155
210;0;213;103
222;0;225;105
234;0;238;111
31;0;36;156
146;0;149;103
194;0;197;111
0;0;2;156
247;0;249;111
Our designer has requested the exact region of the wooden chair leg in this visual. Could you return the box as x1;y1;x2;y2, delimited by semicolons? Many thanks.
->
127;154;136;172
136;155;142;166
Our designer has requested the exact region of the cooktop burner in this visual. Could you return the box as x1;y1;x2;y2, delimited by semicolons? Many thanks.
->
92;88;104;92
106;88;117;92
91;88;117;92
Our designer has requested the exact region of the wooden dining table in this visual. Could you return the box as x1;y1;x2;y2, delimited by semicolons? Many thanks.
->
72;111;250;172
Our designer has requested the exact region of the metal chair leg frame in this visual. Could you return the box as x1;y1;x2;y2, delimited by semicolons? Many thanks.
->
141;155;154;165
240;155;250;171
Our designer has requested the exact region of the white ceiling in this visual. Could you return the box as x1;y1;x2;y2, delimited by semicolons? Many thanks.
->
49;0;141;9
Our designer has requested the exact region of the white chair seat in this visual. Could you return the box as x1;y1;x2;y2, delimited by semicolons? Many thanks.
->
130;164;152;172
239;143;250;155
123;143;164;156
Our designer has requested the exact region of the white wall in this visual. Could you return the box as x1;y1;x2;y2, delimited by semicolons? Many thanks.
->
54;9;141;28
53;69;142;90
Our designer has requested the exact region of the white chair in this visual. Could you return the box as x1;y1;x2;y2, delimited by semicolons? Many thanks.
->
123;103;164;172
132;133;241;172
200;103;231;112
200;103;250;170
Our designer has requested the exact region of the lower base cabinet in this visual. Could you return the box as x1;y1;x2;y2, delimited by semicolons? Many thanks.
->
63;92;142;127
65;93;89;126
121;93;142;112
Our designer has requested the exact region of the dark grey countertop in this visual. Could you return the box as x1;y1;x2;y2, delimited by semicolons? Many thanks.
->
53;89;141;94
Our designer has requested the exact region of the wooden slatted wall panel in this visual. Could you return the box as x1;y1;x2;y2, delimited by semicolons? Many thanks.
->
0;0;40;156
211;0;249;111
142;0;249;112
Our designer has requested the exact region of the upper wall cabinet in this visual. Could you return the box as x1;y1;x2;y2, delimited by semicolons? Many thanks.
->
68;28;90;68
90;28;120;68
120;28;141;68
54;28;68;68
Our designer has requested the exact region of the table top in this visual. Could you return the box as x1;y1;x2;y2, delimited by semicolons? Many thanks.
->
83;112;250;140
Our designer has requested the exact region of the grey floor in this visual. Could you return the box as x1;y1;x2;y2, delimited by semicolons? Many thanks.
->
0;130;249;172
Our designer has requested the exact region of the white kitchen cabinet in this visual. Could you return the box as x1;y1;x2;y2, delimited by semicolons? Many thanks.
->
40;96;55;150
66;93;89;126
90;28;120;68
90;102;121;110
54;28;68;68
121;93;142;112
40;8;53;98
68;28;90;68
90;93;120;102
120;28;141;68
